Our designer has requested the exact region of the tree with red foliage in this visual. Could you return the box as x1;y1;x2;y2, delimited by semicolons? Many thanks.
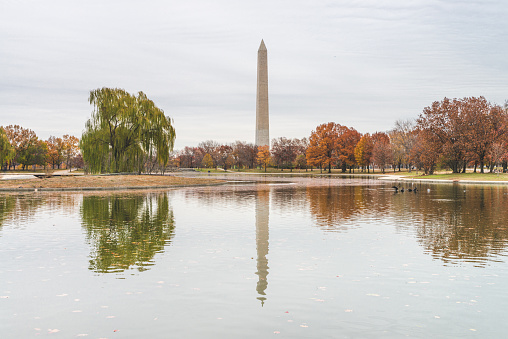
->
232;141;257;169
371;132;392;173
461;98;507;173
216;144;234;170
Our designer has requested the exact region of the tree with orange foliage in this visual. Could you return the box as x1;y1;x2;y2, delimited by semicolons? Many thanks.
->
306;122;340;173
3;125;42;170
63;135;80;171
257;145;271;172
46;136;65;169
201;153;214;168
354;133;373;172
337;127;361;173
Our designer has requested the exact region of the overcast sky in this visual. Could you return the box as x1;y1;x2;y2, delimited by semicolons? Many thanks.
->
1;0;507;149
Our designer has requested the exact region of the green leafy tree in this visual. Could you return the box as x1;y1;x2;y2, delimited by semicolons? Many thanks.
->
0;127;14;170
80;87;176;173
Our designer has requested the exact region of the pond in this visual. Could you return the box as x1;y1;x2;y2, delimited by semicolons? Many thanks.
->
1;177;508;338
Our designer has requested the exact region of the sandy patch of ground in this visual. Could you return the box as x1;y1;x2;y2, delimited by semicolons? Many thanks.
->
0;174;224;190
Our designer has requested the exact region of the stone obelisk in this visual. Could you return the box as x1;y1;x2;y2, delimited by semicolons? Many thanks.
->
256;39;269;147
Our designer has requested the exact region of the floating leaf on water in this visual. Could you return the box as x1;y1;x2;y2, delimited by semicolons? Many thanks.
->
48;329;60;333
274;331;280;334
366;293;380;297
300;324;308;328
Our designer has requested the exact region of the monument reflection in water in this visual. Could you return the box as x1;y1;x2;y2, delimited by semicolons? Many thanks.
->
255;190;269;305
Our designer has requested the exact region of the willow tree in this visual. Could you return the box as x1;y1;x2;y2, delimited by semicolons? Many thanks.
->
0;127;14;170
80;88;175;173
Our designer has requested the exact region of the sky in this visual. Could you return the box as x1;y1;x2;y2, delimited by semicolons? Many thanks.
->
1;0;508;150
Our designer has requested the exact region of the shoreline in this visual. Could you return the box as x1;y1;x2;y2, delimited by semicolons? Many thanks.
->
1;172;508;192
0;173;227;192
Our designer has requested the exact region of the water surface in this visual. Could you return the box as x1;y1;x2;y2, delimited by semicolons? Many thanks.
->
1;178;508;338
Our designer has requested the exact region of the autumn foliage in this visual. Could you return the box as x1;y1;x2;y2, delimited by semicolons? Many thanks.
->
5;94;507;175
0;125;81;171
415;97;508;174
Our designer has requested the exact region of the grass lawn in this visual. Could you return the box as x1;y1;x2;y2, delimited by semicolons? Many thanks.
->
407;172;508;181
195;167;418;175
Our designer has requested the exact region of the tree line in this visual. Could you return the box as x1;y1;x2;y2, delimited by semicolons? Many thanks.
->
2;93;506;175
174;96;508;174
0;125;80;171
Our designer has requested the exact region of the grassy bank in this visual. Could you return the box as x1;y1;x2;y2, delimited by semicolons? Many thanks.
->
196;168;412;175
407;172;508;181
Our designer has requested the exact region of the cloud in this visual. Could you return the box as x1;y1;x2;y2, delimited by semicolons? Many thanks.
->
1;0;507;148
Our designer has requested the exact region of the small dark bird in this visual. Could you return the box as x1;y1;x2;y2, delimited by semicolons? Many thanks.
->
400;187;405;192
392;186;399;192
408;188;413;192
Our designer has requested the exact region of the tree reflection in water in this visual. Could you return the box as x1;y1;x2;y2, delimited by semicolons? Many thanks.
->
305;185;391;231
305;183;508;266
392;185;508;266
3;181;507;273
0;193;79;229
80;193;175;273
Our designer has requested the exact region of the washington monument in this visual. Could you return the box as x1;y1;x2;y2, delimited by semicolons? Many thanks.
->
256;39;269;146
